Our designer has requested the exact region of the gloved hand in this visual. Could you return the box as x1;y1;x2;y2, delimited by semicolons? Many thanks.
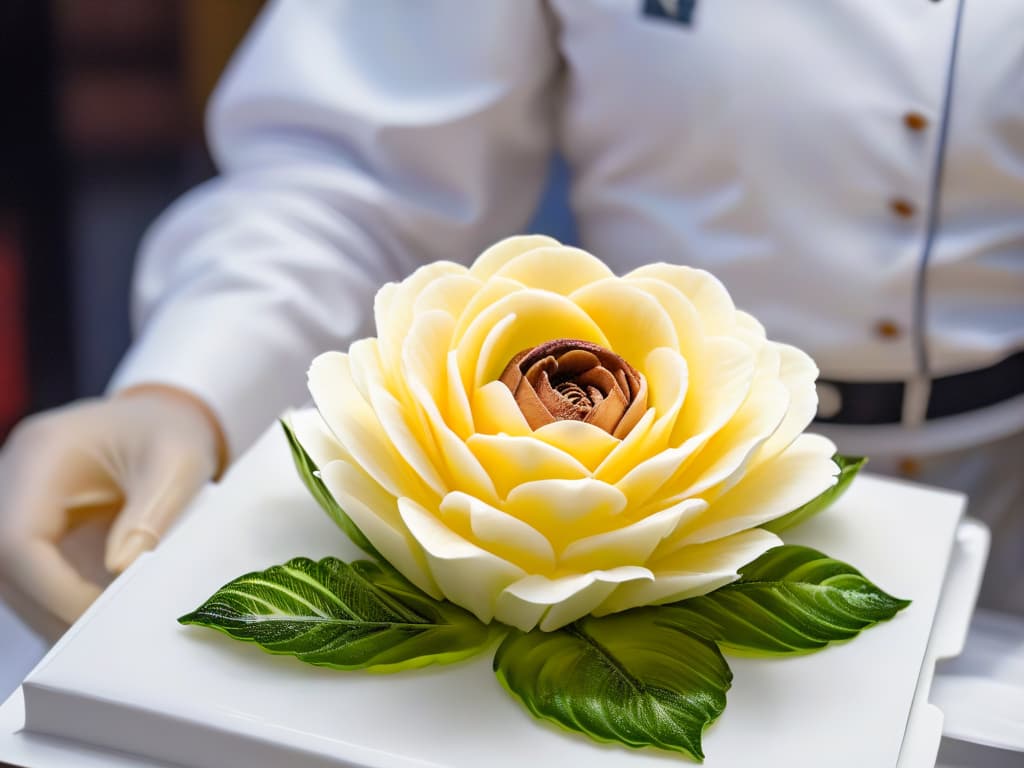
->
0;386;226;630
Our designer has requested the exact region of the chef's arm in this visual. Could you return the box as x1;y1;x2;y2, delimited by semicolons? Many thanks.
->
111;0;561;458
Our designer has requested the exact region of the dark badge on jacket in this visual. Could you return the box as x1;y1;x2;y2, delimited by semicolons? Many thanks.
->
642;0;698;26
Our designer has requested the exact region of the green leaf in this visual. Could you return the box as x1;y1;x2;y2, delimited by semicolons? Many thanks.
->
494;612;731;762
660;545;910;656
179;557;500;672
763;454;866;533
280;418;378;557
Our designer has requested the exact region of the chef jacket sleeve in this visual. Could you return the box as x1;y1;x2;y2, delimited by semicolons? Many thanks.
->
106;0;560;459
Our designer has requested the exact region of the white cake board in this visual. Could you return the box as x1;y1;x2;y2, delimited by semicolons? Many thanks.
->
0;425;985;768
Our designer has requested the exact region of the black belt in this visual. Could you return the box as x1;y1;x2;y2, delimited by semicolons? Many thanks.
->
814;350;1024;425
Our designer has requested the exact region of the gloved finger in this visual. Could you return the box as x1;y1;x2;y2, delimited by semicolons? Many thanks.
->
104;452;214;573
2;537;103;625
0;575;70;643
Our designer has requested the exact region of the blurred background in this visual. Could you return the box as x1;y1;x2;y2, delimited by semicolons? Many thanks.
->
0;0;578;445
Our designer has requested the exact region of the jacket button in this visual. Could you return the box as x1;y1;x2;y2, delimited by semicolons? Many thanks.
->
903;112;929;131
898;457;922;477
890;198;916;218
874;319;903;340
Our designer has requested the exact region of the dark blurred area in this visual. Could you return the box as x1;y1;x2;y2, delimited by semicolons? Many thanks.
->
0;0;575;443
0;0;265;440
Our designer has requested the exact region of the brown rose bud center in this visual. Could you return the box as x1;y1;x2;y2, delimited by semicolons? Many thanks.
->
498;339;648;438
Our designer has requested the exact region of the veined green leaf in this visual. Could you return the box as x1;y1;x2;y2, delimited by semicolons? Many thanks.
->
763;454;866;533
180;557;500;672
280;419;378;557
660;545;910;656
494;612;731;762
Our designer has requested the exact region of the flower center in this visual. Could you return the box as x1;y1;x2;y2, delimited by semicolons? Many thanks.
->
498;339;648;438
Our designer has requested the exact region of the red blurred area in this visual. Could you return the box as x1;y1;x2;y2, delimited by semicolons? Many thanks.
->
0;216;28;438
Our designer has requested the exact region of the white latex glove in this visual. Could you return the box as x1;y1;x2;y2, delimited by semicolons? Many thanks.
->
0;386;225;630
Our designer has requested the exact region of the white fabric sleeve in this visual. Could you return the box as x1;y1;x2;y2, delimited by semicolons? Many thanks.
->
107;0;559;459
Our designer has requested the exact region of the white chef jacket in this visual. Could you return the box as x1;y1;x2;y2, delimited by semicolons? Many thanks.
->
109;0;1024;462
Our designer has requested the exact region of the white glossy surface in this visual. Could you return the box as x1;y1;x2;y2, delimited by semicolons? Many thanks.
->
5;426;966;768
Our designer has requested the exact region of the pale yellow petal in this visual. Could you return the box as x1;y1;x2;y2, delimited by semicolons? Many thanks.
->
401;310;454;406
402;313;499;504
621;276;705;363
285;408;350;467
625;263;737;336
559;499;706;571
308;352;434;504
319;461;441;598
467;433;590;498
610;441;705;510
532;420;620;472
493;245;614;295
754;343;821;462
570;280;679;376
451;276;525;343
602;338;753;505
645;347;689;419
592;408;656;483
440;491;555;573
666;379;789;501
495;567;654;631
398;497;525;623
412;273;482;319
670;336;756;445
348;339;447;497
374;261;467;382
661;434;839;550
504;478;627;546
446;350;475;437
472;380;532;436
596;528;782;614
469;234;562;280
733;310;767;348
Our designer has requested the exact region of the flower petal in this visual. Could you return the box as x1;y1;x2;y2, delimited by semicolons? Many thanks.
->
495;567;654;632
402;312;499;504
375;261;467;382
348;339;447;497
504;478;627;546
308;352;434;504
559;498;706;571
670;336;756;445
467;433;590;498
398;497;525;623
753;343;821;462
446;350;475;437
595;528;782;614
623;276;705;362
412;273;482;319
493;245;615;295
595;348;689;481
440;491;555;573
625;263;737;336
570;280;679;377
286;408;350;468
472;380;532;436
660;434;839;550
319;461;441;598
532;420;620;472
469;234;562;280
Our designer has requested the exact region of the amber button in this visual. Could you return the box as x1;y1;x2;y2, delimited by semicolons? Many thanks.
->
874;319;903;340
890;198;916;218
903;112;929;132
898;457;922;477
